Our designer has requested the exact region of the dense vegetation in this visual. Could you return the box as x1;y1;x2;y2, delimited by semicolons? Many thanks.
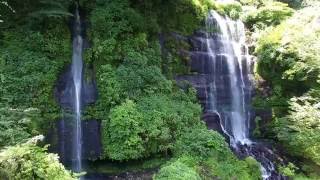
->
0;0;72;147
154;128;261;179
0;136;75;180
0;0;320;179
253;0;320;178
84;0;261;178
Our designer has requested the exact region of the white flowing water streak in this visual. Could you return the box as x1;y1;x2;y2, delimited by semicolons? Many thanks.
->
205;10;274;179
207;10;251;146
72;6;83;173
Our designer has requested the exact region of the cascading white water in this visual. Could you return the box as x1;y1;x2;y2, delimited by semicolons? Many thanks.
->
206;10;251;146
71;6;83;173
204;10;277;179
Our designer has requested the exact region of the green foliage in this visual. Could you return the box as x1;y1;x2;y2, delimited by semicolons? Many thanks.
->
279;162;298;177
87;0;207;162
28;0;73;20
242;1;294;30
131;0;214;35
0;25;71;122
0;107;40;148
276;94;320;166
0;137;75;180
102;100;144;160
177;128;261;179
154;157;201;180
155;128;261;180
0;0;72;28
101;93;202;161
173;127;228;159
88;0;151;64
255;4;320;176
214;1;243;19
89;45;174;119
255;5;320;114
0;1;72;156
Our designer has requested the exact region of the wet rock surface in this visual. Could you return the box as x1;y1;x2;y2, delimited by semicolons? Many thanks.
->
236;143;287;180
52;58;100;162
54;64;98;110
46;119;102;163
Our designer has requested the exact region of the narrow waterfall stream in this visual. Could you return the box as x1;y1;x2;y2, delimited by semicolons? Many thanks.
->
204;10;283;179
71;5;83;173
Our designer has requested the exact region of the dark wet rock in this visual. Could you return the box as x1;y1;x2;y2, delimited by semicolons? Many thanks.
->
193;30;207;38
188;37;207;51
46;119;102;163
189;52;214;74
235;143;288;180
176;75;211;110
202;112;229;141
255;109;273;124
202;112;223;132
54;64;98;110
192;30;222;40
170;32;188;42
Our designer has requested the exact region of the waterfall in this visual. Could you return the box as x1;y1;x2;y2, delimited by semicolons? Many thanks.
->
71;5;83;173
203;10;283;179
205;10;251;147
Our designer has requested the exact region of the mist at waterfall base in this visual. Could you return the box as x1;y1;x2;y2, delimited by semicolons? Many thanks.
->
199;10;285;179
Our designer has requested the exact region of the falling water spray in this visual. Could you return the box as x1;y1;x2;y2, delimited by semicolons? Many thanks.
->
71;3;83;172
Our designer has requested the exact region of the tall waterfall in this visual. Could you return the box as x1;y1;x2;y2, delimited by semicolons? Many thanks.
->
71;5;83;173
205;10;252;146
203;10;282;179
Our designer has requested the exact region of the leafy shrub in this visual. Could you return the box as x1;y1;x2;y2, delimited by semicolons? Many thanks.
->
278;162;298;177
276;94;320;166
92;51;173;120
0;107;41;148
88;0;149;64
131;0;214;35
254;4;320;118
173;128;228;159
101;93;202;161
102;100;144;160
214;1;243;19
242;1;293;30
154;157;201;180
172;128;261;180
0;136;75;180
